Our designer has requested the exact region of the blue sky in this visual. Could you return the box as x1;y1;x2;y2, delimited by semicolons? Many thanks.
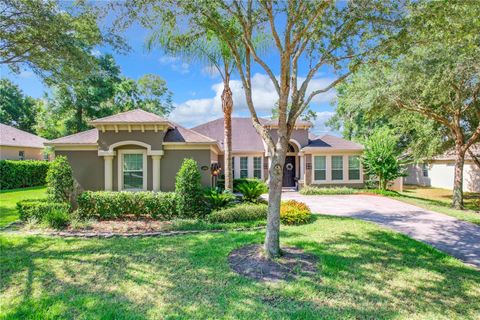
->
0;23;339;135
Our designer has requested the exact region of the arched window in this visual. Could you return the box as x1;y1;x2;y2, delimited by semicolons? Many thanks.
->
287;143;296;153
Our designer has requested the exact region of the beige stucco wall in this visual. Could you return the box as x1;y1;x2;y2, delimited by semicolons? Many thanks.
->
56;150;105;191
98;131;165;151
406;161;480;192
0;146;45;160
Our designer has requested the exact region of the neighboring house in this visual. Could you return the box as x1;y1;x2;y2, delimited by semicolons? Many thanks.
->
405;144;480;192
46;109;365;192
0;123;47;160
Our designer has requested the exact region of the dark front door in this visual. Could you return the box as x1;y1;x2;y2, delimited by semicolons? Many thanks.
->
282;156;296;187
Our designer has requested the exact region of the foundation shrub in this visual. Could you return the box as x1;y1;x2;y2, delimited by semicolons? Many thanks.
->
280;200;312;225
208;203;267;223
17;199;70;227
0;160;50;189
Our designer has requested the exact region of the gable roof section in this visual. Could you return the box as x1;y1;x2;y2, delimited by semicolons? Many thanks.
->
47;125;217;146
433;143;480;161
303;134;364;151
89;109;170;124
192;118;267;152
0;123;47;148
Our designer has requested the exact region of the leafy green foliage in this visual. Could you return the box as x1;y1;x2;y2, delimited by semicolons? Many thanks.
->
236;180;268;203
300;186;359;195
207;203;267;223
43;208;70;229
0;79;39;132
362;128;407;190
77;191;177;220
16;198;69;221
175;159;205;217
0;160;50;190
280;200;312;225
0;0;123;82
203;188;236;211
46;156;74;203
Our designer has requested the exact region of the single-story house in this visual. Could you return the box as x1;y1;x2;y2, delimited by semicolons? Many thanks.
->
0;123;47;160
46;109;365;192
405;144;480;192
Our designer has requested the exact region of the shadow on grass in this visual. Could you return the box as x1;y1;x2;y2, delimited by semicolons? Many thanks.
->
1;218;479;319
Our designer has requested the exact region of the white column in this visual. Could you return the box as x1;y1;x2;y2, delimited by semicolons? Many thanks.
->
104;156;114;191
152;155;162;192
300;154;305;182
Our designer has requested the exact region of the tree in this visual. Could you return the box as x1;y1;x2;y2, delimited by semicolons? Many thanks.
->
340;1;480;209
0;0;110;82
328;73;446;161
130;0;403;257
0;79;38;132
362;127;406;190
175;158;205;218
46;156;74;203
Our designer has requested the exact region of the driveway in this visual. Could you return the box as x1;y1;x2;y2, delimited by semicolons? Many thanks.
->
280;193;480;268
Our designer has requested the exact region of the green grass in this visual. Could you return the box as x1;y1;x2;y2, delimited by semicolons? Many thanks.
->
0;186;47;227
1;216;479;319
300;186;359;195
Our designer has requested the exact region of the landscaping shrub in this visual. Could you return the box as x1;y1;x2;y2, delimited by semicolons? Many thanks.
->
0;160;50;189
208;203;268;223
44;208;70;229
203;188;237;211
236;180;268;203
175;159;205;217
17;199;70;221
217;178;268;192
280;200;312;225
77;191;177;220
46;156;74;203
299;186;359;195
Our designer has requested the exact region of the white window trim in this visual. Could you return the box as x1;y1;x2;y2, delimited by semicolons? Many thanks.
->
311;154;363;184
253;156;263;179
239;156;249;179
348;155;362;182
232;155;264;180
117;149;148;191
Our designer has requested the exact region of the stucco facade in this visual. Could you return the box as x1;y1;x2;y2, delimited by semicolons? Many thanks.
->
0;146;45;160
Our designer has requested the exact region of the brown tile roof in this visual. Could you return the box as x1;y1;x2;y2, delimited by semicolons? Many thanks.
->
303;134;364;151
90;109;169;124
192;118;267;152
0;123;47;148
47;125;216;146
263;119;313;127
164;122;217;143
47;129;98;145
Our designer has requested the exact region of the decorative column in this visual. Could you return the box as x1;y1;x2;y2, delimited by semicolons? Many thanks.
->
299;153;305;182
104;155;114;191
152;155;162;192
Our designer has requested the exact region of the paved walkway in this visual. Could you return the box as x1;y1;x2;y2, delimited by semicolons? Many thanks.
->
280;193;480;268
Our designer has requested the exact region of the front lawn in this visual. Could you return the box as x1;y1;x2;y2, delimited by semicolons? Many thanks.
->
0;186;47;227
1;216;479;319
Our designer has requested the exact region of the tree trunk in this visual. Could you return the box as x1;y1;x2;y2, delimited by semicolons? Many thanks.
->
75;106;83;133
222;80;234;192
264;151;286;258
452;145;465;209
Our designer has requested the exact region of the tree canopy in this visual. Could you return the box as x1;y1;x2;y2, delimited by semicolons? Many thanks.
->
0;79;38;132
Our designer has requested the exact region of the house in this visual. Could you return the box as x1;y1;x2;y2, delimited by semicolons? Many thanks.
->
0;123;47;160
46;109;365;192
405;144;480;192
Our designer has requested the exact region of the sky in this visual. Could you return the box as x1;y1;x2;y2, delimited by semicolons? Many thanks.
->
0;23;340;136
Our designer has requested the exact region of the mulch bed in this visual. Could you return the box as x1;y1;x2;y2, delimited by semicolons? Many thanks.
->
228;244;318;282
68;219;173;234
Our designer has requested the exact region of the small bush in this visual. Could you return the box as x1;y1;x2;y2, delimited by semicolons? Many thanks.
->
208;203;267;223
175;159;205;217
17;199;70;222
44;209;70;229
77;191;177;220
280;200;312;225
300;186;359;195
46;156;74;203
364;189;399;197
217;178;268;192
203;188;237;211
0;160;50;189
237;180;268;203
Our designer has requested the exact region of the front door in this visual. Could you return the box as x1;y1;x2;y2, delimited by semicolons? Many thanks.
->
282;156;296;187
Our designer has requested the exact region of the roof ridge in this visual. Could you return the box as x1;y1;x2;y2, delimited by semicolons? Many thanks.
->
90;109;168;123
169;121;217;142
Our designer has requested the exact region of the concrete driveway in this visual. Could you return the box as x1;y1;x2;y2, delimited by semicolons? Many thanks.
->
280;193;480;268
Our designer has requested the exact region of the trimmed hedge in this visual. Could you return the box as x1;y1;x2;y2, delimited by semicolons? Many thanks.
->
17;199;70;221
77;191;177;220
0;160;50;189
280;200;312;225
208;203;267;223
299;186;359;195
217;178;268;192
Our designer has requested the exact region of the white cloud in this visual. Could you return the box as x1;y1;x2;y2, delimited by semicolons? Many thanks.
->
201;65;221;78
19;70;34;79
170;73;339;128
159;56;190;74
311;111;339;136
90;49;101;57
